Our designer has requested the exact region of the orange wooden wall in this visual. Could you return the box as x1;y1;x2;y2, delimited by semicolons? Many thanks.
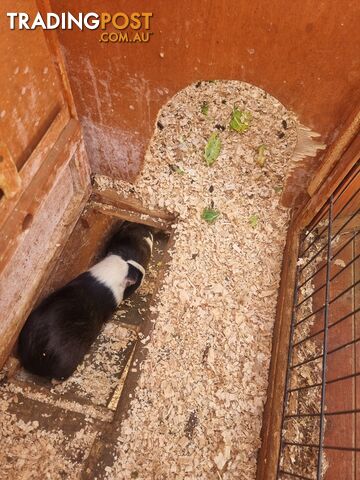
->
52;1;360;181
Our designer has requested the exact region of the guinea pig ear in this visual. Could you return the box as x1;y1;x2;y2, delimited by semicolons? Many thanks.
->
125;272;138;288
125;264;142;288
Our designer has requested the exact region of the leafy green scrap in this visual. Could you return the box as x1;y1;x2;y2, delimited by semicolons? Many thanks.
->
174;166;185;175
256;144;267;167
201;208;220;224
229;108;252;133
201;101;209;115
169;164;185;175
249;214;259;228
204;132;221;166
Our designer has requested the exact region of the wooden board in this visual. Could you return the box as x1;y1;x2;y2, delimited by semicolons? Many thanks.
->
0;107;70;228
0;0;66;171
91;186;175;231
0;119;82;272
40;205;119;298
256;221;300;480
307;105;360;197
0;137;90;369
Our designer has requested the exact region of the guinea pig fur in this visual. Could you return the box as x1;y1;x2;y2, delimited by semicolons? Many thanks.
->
18;222;153;380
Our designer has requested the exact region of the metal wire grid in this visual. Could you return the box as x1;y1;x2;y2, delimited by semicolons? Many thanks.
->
277;161;360;480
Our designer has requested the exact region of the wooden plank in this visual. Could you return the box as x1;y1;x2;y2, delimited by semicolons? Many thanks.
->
91;188;175;222
92;201;172;232
69;141;91;196
0;107;70;227
296;136;360;232
307;105;360;197
0;0;65;170
36;0;78;119
19;107;70;179
40;206;119;298
282;104;360;209
0;143;21;198
257;221;300;480
0;119;81;274
332;213;360;235
0;146;90;370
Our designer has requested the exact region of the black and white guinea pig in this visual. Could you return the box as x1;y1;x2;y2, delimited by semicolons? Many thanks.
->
18;222;153;380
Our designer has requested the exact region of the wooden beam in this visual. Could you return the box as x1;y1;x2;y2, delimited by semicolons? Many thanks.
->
92;201;172;232
297;136;360;232
0;119;81;274
0;144;90;370
36;0;78;119
0;143;21;198
257;221;300;480
91;187;176;223
91;184;176;231
0;107;70;229
307;105;360;197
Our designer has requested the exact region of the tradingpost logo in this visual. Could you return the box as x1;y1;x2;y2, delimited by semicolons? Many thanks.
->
6;11;154;43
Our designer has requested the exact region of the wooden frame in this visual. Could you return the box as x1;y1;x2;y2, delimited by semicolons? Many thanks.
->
0;134;91;368
257;110;360;479
307;104;360;198
0;119;80;270
0;2;91;369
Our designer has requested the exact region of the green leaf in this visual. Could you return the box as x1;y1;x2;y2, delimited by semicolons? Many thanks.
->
249;214;259;228
229;108;252;133
256;144;267;167
204;133;221;166
201;207;220;224
201;101;209;115
169;164;185;175
274;185;283;193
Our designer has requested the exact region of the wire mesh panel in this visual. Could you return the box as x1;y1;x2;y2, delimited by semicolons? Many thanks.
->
277;160;360;480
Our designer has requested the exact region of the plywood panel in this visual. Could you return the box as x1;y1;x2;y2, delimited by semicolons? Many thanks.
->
52;0;360;182
0;119;81;271
0;107;70;225
0;0;66;170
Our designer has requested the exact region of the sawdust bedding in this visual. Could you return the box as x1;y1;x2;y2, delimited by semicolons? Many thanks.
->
95;80;298;479
50;322;137;407
0;390;97;480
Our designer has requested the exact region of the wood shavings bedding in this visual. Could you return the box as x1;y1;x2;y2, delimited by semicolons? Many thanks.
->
95;80;298;479
0;390;97;480
50;324;136;406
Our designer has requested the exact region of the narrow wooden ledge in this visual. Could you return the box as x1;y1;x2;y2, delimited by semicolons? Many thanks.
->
91;186;176;232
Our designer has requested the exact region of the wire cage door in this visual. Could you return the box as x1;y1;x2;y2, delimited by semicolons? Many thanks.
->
277;160;360;480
